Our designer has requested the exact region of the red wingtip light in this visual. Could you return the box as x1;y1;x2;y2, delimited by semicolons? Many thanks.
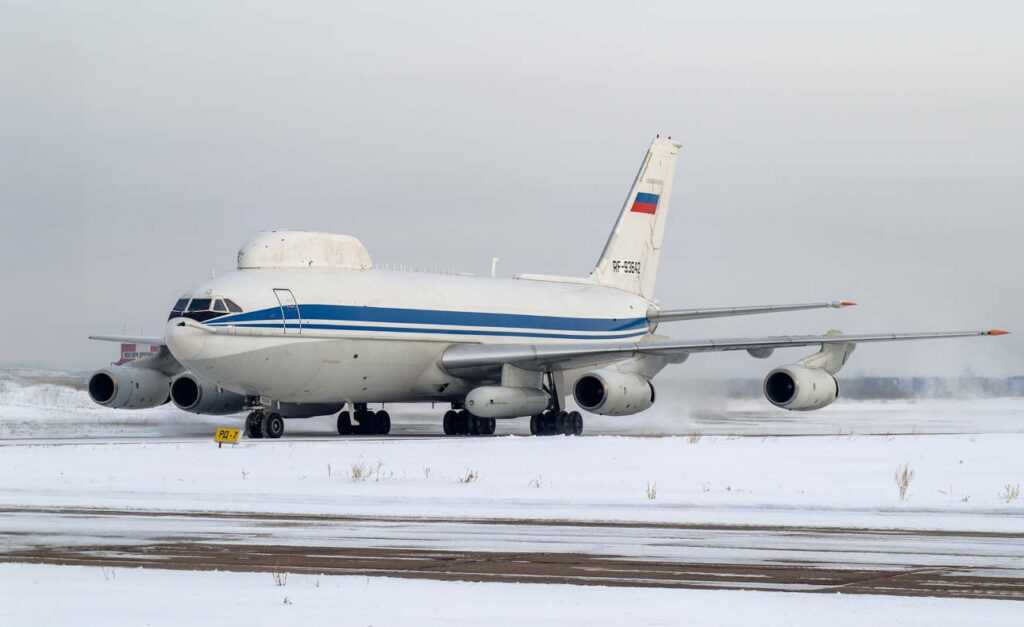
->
988;329;1010;336
840;301;857;307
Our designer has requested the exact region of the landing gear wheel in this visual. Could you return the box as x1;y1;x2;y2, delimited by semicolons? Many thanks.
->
570;411;583;436
456;410;471;435
530;414;542;436
443;410;458;435
263;413;284;439
483;418;496;435
354;410;373;434
246;411;265;439
337;411;353;435
468;415;481;436
375;410;391;435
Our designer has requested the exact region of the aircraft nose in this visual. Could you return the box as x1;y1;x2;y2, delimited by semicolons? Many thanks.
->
165;319;207;361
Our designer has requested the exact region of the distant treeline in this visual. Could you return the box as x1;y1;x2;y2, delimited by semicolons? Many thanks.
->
718;377;1024;400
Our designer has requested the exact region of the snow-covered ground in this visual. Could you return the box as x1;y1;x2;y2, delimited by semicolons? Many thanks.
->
3;563;1020;627
2;368;1023;621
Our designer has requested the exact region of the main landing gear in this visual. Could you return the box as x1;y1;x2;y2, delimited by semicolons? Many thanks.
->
337;404;391;436
442;410;496;436
530;410;583;436
244;409;285;439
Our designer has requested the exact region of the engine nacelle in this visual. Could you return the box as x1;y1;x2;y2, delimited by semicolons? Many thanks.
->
87;366;171;410
763;365;838;411
170;373;246;415
573;370;655;416
465;386;549;418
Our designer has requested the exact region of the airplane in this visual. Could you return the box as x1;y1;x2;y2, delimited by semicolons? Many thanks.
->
86;136;1008;439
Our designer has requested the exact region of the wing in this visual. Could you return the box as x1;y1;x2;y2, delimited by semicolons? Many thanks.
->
89;335;167;345
648;300;855;323
441;330;1008;378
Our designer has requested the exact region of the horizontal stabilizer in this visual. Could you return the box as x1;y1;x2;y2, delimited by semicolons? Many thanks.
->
89;335;166;346
649;301;855;323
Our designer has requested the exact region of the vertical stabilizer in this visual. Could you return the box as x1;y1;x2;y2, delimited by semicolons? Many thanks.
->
589;137;681;300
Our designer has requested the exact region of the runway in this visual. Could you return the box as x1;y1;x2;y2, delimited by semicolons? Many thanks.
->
2;506;1022;600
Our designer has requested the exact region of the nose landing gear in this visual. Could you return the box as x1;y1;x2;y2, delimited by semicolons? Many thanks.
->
244;410;285;439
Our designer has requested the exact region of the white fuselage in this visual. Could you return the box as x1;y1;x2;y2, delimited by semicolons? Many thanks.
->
165;267;656;405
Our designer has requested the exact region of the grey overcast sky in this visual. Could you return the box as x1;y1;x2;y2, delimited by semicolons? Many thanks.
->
0;1;1021;376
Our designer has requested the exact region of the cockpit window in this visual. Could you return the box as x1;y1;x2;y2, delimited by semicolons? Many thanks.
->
168;298;190;320
171;296;240;322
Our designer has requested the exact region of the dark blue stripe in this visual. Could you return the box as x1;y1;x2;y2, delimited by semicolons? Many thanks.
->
634;192;660;205
219;322;648;341
211;305;649;332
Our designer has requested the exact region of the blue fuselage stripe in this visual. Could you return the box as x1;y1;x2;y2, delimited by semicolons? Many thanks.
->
218;322;648;340
210;304;649;333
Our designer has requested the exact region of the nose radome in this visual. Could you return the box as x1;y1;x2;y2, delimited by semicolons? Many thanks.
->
165;320;207;362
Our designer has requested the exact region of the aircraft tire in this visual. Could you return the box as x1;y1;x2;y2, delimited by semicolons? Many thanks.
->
355;410;373;435
483;418;496;435
247;412;264;439
264;413;284;439
557;411;571;435
443;410;458;435
529;414;541;435
337;411;353;435
468;415;481;436
456;410;471;435
375;411;391;435
570;411;583;436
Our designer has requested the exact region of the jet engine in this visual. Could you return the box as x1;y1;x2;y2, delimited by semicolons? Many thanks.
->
763;365;838;411
573;370;655;416
170;373;246;415
87;366;171;409
465;386;549;418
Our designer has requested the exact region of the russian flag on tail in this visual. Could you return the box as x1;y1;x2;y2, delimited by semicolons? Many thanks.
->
630;192;659;215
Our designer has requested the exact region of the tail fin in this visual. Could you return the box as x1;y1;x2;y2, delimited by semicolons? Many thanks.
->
589;136;681;300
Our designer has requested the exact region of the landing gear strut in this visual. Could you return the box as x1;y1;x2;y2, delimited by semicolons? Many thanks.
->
442;409;495;436
244;409;285;439
337;404;391;436
530;410;583;436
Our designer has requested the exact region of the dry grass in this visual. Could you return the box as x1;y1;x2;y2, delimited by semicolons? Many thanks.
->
271;572;288;587
459;469;479;483
645;481;657;500
894;464;915;501
687;432;702;444
999;484;1020;503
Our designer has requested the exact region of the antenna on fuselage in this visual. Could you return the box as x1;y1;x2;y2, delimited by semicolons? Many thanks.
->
491;257;500;278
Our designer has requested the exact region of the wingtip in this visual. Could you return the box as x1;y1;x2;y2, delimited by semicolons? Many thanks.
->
988;329;1011;336
840;301;857;307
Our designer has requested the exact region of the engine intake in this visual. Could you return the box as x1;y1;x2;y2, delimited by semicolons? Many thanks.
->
170;373;246;415
573;370;655;416
763;365;838;411
87;366;171;410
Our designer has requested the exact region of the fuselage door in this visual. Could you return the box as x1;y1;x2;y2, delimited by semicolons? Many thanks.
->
273;288;302;334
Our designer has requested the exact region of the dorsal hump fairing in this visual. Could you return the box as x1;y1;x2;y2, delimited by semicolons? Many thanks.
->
236;231;373;270
589;136;681;300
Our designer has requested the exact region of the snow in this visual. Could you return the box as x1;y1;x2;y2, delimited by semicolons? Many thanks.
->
1;563;1021;627
2;430;1023;532
2;369;1023;622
